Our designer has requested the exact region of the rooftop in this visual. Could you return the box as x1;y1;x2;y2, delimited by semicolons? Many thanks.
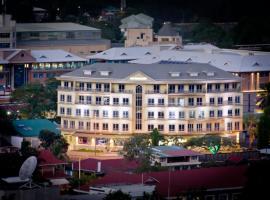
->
120;13;154;29
16;22;99;32
158;22;179;36
12;119;60;137
152;146;202;157
59;62;240;82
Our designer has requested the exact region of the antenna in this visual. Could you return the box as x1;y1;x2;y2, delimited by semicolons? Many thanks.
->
19;156;40;189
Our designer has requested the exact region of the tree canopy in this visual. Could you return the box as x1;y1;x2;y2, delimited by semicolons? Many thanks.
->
11;78;60;119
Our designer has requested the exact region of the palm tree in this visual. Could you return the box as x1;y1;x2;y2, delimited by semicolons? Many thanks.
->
244;114;257;148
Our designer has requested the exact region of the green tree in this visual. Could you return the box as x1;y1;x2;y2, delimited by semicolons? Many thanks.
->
104;190;131;200
244;114;258;148
21;139;38;157
11;78;60;119
150;128;164;146
39;129;56;148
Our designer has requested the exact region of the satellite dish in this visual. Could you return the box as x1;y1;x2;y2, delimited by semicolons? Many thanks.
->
19;156;37;180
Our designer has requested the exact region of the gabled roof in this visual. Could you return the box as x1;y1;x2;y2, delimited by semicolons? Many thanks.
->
81;166;247;197
158;22;179;36
120;13;153;29
31;49;87;63
38;150;67;166
152;146;202;157
59;62;239;82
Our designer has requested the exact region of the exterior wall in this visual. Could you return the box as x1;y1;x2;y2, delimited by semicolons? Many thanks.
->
125;28;153;47
0;15;16;48
57;79;243;150
155;35;182;46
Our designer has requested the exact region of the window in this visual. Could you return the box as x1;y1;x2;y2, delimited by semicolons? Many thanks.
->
228;97;233;105
64;81;69;88
158;98;164;105
119;84;125;92
63;120;68;129
60;94;65;102
169;84;175;93
235;96;241;104
103;110;108;118
148;98;154;105
215;123;220;131
104;97;110;105
197;123;202;132
197;84;202;92
177;98;185;106
227;122;232;131
86;83;92;91
215;84;220;91
113;111;119;118
218;97;223;105
113;124;119;131
188;124;193;132
218;110;223;117
60;107;65;115
67;108;72;115
67;95;72;102
122;124;129;131
79;82;84;91
113;98;119;105
96;97;102;105
70;121;75;129
93;110;99;117
86;96;91;104
94;123;99;130
207;84;212;92
188;98;194;106
207;123;212;131
209;110;215;118
158;125;164;131
178;84;184;92
179;111;185;119
232;82;237;89
224;83;229;91
84;109;90;117
210;97;215;105
169;111;175;119
103;123;108;130
235;109;240;116
123;98;129;105
179;124;185;131
148;124;154;131
148;111;154;119
86;122;91;130
235;122;240;130
228;109;233;116
123;111;129;119
197;98;202;106
169;124;175;132
78;137;87;144
78;121;84;129
189;85;195;92
79;95;84;104
168;98;175;106
189;111;196;118
104;83;110;92
153;84;160;93
158;112;164;119
96;83;102;91
198;111;204;119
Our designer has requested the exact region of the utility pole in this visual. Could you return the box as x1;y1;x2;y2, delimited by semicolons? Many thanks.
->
121;0;126;12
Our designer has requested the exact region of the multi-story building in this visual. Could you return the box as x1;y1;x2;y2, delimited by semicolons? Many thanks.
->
0;14;16;48
57;63;243;150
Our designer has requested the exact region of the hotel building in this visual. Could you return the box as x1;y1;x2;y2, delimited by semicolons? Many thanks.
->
57;63;243;150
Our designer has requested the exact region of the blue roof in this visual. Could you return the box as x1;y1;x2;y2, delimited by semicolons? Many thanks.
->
12;119;60;137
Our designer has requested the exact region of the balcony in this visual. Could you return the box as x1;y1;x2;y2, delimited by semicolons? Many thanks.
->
111;89;133;94
58;86;74;91
145;90;167;94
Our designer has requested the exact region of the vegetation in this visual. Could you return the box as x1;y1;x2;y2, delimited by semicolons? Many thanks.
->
243;114;258;148
69;172;96;188
39;129;69;160
20;139;38;157
150;128;164;146
0;109;15;145
103;190;132;200
10;78;60;119
257;83;270;148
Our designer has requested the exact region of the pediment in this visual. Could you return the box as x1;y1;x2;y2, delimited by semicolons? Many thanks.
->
124;71;155;82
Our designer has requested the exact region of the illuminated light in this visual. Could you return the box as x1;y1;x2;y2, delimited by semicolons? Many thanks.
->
7;111;11;115
129;77;147;81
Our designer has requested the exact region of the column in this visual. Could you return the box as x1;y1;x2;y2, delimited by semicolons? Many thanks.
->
256;72;260;90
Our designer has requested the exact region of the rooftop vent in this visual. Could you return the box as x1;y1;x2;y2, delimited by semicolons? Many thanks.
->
145;52;151;55
169;72;180;77
39;55;47;59
100;71;111;76
206;72;215;76
189;72;199;77
253;62;260;66
83;70;94;75
65;54;72;58
186;58;192;62
120;53;127;56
